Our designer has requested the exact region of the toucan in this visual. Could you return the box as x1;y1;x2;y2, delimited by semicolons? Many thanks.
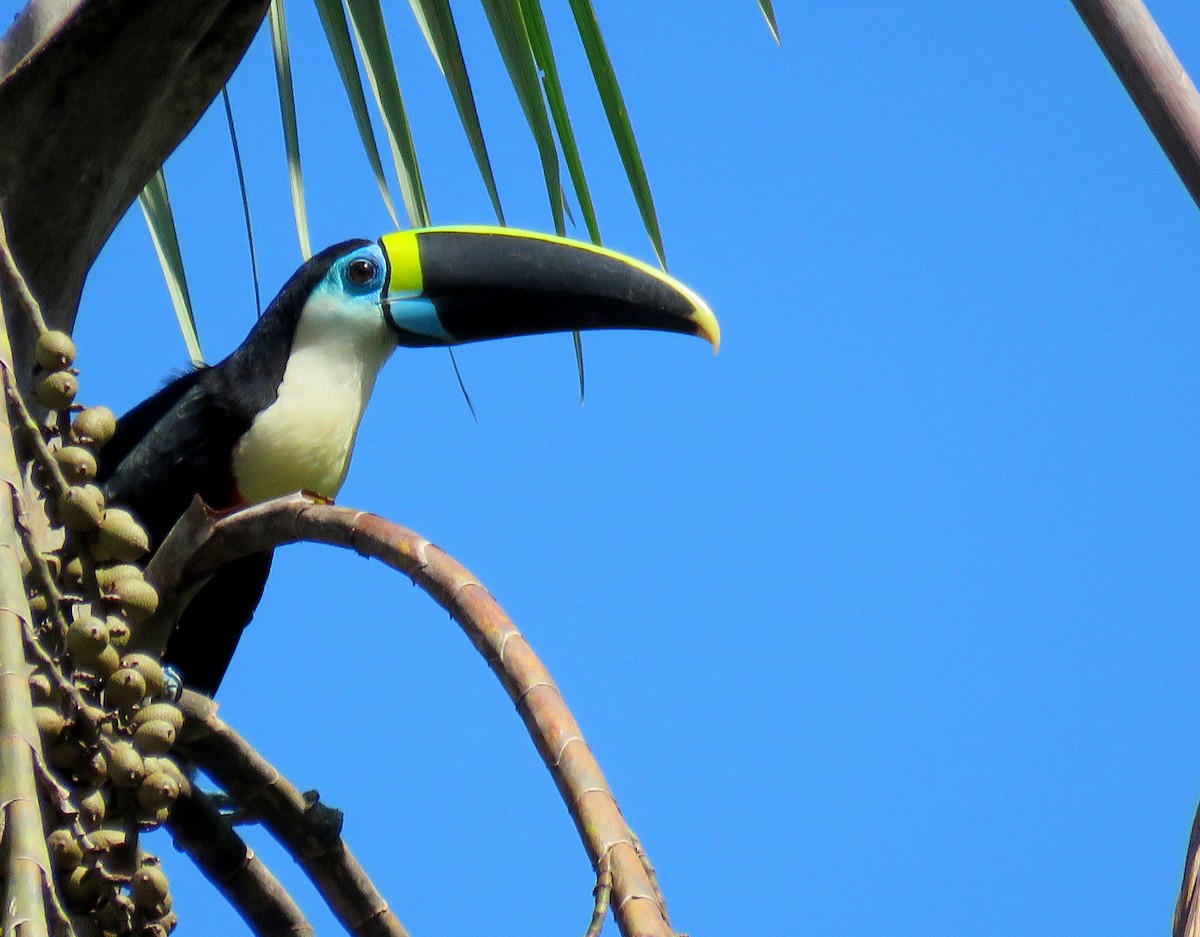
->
98;226;719;695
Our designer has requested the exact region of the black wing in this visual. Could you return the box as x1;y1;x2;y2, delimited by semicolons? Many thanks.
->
100;369;252;546
99;368;275;693
101;368;206;478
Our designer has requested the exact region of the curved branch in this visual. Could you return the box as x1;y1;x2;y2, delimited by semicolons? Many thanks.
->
146;494;677;937
167;782;315;937
173;691;410;937
1176;800;1200;937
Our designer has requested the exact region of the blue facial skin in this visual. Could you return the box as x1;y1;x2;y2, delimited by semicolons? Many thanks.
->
336;244;388;296
306;243;454;346
364;240;453;345
301;245;390;331
386;295;450;345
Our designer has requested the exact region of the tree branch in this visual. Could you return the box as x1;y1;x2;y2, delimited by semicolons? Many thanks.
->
173;690;411;937
166;782;315;937
1176;800;1200;937
1071;0;1200;210
1070;4;1200;927
146;494;678;937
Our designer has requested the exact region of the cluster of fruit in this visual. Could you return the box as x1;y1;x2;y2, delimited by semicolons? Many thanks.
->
24;330;183;937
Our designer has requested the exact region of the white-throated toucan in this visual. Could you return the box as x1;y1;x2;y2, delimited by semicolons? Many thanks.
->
99;226;719;694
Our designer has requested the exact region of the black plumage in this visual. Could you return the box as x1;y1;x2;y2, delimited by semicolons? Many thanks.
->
94;228;716;695
98;241;368;693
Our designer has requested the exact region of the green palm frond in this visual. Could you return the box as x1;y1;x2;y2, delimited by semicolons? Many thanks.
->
313;0;401;227
519;0;600;245
221;87;263;316
408;0;506;224
146;0;765;356
344;0;431;228
138;169;204;367
758;0;780;43
479;0;566;235
566;0;665;267
267;0;313;260
515;0;598;400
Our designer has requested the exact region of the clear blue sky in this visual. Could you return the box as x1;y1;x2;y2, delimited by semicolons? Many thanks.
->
13;1;1200;934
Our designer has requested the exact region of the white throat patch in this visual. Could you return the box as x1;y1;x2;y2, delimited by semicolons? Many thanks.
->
232;292;396;504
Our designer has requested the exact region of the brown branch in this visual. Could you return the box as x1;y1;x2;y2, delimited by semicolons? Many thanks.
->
1071;0;1200;210
147;494;679;937
0;210;47;334
584;852;613;937
1176;801;1200;937
1069;5;1200;925
166;782;314;937
19;618;100;746
1;362;69;498
0;359;82;642
173;690;410;937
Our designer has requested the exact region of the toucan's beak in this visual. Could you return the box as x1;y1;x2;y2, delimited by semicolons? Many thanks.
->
378;226;720;353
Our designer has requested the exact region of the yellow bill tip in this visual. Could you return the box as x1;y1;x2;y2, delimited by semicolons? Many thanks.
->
692;302;721;354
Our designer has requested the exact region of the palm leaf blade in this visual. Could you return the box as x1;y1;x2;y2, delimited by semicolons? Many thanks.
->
345;0;431;227
137;169;204;366
479;0;565;234
566;0;665;266
221;87;263;316
267;0;312;260
758;0;781;43
313;0;400;227
519;0;600;244
516;0;593;399
408;0;506;224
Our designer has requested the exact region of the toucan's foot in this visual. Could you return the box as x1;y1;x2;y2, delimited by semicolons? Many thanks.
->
162;666;184;701
302;789;345;844
201;497;249;522
208;792;257;826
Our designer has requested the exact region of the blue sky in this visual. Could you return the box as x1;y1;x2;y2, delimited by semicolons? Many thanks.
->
12;1;1200;934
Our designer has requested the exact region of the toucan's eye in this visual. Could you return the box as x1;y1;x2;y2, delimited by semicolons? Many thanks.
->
347;258;378;286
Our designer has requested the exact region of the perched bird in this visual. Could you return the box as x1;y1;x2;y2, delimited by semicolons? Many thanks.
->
99;226;719;695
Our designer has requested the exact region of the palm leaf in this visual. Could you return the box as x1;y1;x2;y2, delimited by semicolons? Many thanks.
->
758;0;781;43
479;0;566;235
514;0;596;400
447;348;478;421
221;87;263;316
137;169;204;366
344;0;431;227
267;0;312;260
566;0;665;266
407;0;506;224
519;0;600;244
313;0;400;227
